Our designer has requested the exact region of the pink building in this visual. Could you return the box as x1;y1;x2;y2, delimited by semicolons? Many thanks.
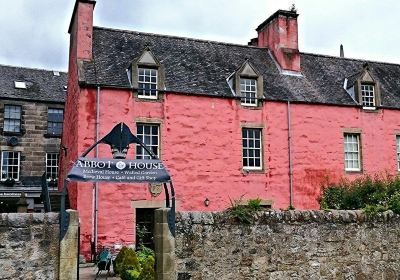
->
62;1;400;257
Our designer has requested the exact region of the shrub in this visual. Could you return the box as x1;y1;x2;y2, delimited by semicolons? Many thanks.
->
114;246;140;277
319;175;400;215
115;245;156;280
228;197;263;224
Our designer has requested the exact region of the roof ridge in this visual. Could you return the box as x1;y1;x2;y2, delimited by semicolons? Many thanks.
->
301;52;400;67
0;63;67;74
93;26;266;50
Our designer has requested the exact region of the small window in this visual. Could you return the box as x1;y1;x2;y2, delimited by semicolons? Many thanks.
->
344;133;361;171
397;136;400;171
3;105;21;133
138;68;158;99
46;153;59;180
242;128;262;170
1;151;20;181
47;108;64;135
240;78;257;106
360;83;375;108
14;81;26;89
136;123;160;159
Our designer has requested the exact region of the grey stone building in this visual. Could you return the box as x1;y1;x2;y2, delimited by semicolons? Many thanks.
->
0;64;67;212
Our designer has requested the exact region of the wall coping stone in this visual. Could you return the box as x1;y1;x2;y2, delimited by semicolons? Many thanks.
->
0;212;59;228
176;210;399;225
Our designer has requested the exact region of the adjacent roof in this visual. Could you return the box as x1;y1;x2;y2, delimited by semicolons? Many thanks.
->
0;64;67;103
82;26;400;108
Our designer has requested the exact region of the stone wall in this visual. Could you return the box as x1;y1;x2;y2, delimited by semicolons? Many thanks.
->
176;210;400;280
0;213;59;280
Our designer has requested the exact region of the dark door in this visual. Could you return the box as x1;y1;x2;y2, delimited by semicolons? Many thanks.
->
0;198;18;213
135;208;156;250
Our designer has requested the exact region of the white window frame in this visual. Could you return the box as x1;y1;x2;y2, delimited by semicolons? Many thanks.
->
138;67;158;100
1;151;20;181
344;133;361;171
360;83;375;109
3;105;21;133
397;135;400;172
46;153;59;180
136;123;160;159
242;127;262;170
240;78;258;107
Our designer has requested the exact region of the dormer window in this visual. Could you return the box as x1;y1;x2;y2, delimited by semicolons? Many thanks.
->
240;78;257;106
345;63;381;110
138;68;158;99
131;48;165;100
233;61;263;108
360;83;375;108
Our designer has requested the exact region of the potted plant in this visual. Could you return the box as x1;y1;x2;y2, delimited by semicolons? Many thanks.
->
48;178;57;187
3;178;15;187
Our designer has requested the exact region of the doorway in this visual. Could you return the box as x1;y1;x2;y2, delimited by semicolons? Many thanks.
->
0;198;18;213
135;208;156;250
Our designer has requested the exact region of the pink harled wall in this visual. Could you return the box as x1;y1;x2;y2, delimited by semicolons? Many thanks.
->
66;87;400;257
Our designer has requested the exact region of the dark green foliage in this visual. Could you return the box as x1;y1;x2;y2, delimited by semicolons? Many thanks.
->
247;198;262;211
319;175;400;215
114;247;140;278
228;197;262;224
115;245;155;280
137;247;156;280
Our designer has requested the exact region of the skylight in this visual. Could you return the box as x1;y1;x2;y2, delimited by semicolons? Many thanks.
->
14;81;26;89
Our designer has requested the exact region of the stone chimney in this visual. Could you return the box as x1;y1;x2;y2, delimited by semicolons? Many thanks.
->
256;10;300;73
68;0;96;61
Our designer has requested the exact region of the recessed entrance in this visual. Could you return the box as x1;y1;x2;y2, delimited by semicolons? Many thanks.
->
136;208;156;250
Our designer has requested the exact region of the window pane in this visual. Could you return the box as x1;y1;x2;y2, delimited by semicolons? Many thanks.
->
46;153;59;180
138;67;158;98
136;123;160;159
1;151;20;180
242;128;262;169
397;136;400;171
344;133;361;171
360;84;375;107
240;78;257;106
47;108;64;135
4;105;21;133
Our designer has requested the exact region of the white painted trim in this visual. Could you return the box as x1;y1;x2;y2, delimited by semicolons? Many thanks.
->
226;72;236;96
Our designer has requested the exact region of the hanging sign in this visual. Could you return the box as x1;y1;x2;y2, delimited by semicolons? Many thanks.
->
67;157;171;183
0;192;21;197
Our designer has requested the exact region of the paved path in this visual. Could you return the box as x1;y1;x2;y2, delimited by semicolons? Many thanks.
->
79;263;120;280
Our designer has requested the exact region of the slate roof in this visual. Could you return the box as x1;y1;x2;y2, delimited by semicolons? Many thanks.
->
82;26;400;108
0;64;67;103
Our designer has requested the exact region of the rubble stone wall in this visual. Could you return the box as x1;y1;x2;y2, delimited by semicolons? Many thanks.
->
176;210;400;280
0;213;59;280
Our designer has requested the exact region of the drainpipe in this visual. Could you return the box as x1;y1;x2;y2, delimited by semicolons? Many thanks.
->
287;100;293;208
92;86;101;254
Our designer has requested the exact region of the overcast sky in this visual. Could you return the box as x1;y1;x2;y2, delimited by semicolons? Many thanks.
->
0;0;399;71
